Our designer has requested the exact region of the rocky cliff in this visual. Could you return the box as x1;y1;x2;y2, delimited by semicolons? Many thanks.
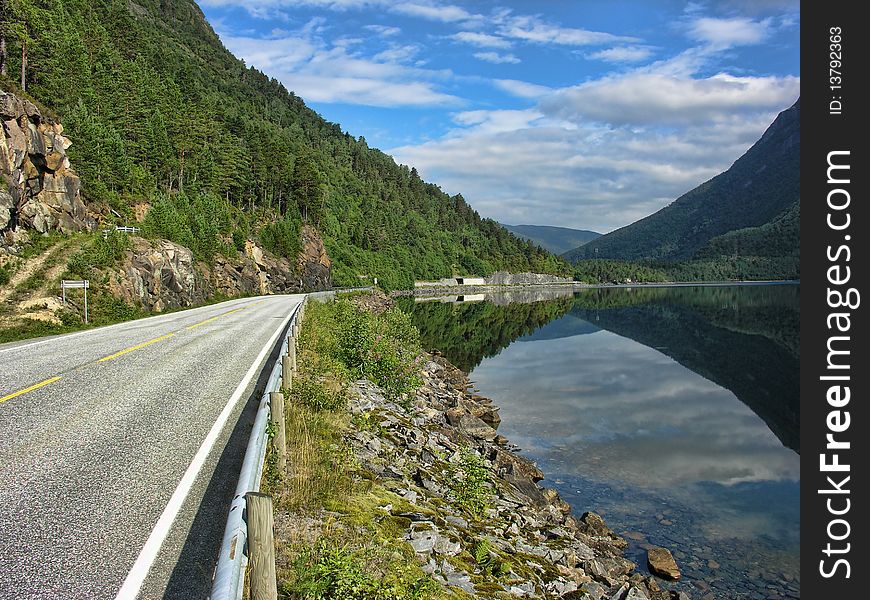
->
0;92;95;248
0;90;333;320
105;230;332;312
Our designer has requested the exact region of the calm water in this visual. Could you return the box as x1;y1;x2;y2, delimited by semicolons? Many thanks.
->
400;285;800;599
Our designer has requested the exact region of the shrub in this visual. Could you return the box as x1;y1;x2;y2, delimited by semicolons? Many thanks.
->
305;299;422;403
287;538;439;600
0;262;11;286
446;448;491;518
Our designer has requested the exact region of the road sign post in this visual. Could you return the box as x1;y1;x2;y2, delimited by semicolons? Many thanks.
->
61;280;90;324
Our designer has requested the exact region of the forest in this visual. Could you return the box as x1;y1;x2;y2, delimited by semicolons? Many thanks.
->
0;0;568;290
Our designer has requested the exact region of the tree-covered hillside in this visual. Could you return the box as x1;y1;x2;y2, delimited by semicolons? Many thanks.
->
564;99;800;265
1;0;567;290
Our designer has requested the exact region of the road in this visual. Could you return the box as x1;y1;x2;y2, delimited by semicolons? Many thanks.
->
0;294;304;599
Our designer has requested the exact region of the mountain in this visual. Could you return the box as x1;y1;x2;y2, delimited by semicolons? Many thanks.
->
501;224;601;255
569;286;799;452
564;99;800;264
1;0;567;292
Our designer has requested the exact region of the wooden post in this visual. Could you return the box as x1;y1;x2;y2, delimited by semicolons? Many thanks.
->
269;392;286;473
288;337;297;374
245;493;277;600
282;354;292;391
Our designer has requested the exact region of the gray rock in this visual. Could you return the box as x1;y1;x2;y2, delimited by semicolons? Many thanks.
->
445;571;476;594
445;515;468;529
580;581;609;600
456;413;497;441
547;578;578;595
433;534;461;556
608;582;630;600
625;586;650;600
0;190;13;230
509;581;536;596
408;529;437;554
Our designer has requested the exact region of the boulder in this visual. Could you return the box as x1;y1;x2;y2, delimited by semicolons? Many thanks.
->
489;445;544;481
647;547;681;581
456;413;497;441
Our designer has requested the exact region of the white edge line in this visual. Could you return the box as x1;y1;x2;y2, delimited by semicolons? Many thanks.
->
114;299;299;600
0;295;276;356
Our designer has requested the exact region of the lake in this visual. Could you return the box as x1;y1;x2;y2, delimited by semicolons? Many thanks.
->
399;284;800;599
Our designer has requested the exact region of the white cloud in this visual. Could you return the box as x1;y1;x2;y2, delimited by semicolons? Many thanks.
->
493;79;552;99
373;44;420;63
473;51;520;65
540;73;800;126
281;74;459;106
451;109;543;134
451;31;512;49
497;14;639;46
390;71;799;231
688;16;772;48
588;46;654;63
220;32;460;108
392;2;479;23
364;24;401;36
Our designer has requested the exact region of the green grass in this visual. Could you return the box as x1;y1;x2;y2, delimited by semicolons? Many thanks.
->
0;262;12;286
262;295;449;599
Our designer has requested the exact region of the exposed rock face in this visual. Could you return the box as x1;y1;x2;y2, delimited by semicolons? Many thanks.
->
0;92;94;248
298;225;331;290
107;238;209;312
106;234;332;312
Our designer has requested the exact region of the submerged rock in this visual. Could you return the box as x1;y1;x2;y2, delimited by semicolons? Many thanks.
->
648;546;682;581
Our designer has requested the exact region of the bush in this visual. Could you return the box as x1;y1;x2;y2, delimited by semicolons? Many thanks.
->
302;299;422;403
290;375;346;411
447;448;491;518
288;538;439;600
143;191;234;260
66;231;130;277
260;217;301;259
0;262;12;286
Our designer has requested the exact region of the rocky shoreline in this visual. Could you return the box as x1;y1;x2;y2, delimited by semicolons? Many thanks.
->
342;342;690;599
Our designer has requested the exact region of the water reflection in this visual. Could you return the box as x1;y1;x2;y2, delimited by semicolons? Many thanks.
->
400;284;800;597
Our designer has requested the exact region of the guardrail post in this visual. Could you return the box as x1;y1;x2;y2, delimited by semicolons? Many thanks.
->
282;354;292;391
245;493;277;600
269;391;287;473
288;336;297;374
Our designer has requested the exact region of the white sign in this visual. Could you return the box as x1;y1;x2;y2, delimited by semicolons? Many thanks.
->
61;280;90;289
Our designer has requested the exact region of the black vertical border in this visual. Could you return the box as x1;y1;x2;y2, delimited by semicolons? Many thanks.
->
801;3;868;597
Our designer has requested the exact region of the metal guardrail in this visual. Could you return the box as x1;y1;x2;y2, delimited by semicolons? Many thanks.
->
210;298;304;600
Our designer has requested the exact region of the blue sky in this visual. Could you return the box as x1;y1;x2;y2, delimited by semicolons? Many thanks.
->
198;0;800;232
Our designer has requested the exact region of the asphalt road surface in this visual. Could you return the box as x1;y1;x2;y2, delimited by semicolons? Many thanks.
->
0;294;304;599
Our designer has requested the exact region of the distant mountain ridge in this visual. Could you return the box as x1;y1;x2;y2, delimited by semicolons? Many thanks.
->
501;224;601;255
563;99;800;264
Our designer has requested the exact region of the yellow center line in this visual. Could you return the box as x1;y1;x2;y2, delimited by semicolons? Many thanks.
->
2;298;274;405
186;307;244;330
185;299;265;330
98;333;176;362
0;376;62;404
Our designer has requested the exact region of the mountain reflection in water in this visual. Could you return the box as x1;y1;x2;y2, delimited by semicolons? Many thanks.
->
399;284;800;598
